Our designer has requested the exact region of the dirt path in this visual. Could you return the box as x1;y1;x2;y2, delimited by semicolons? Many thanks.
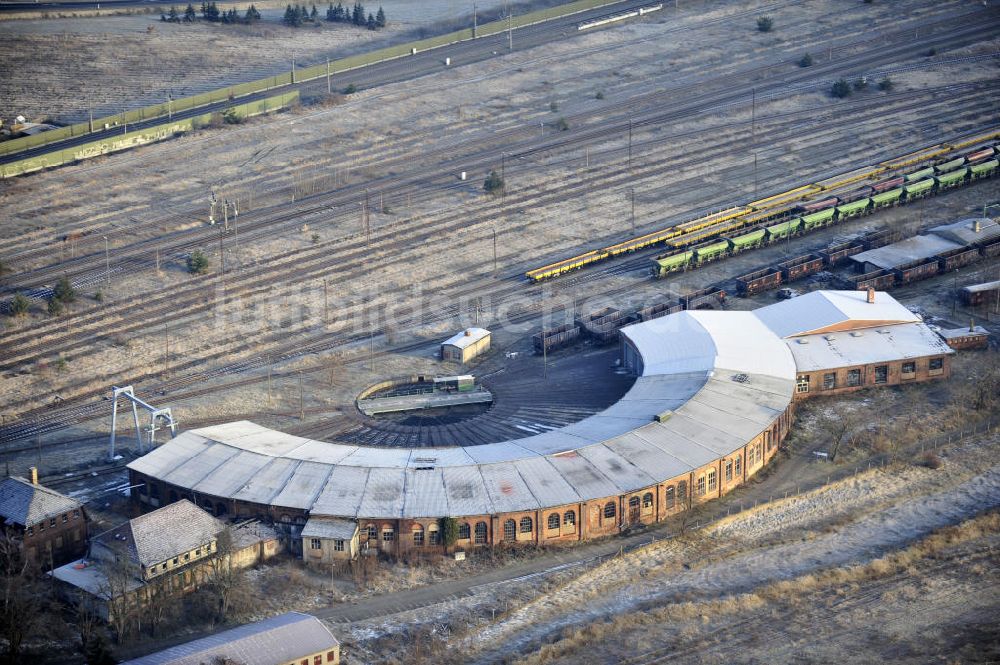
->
463;439;1000;663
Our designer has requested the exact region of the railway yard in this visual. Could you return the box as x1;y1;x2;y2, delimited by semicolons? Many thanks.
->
1;0;1000;662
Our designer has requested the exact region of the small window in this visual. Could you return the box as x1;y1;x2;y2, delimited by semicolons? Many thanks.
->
367;525;377;541
697;475;706;496
475;522;488;544
429;527;440;545
26;527;33;537
50;518;56;528
707;469;717;492
548;513;560;530
195;549;200;556
184;553;190;561
725;460;733;482
563;511;575;526
413;527;424;547
38;522;44;532
161;563;167;570
929;357;943;370
62;514;68;524
874;365;888;384
734;456;741;477
642;492;653;509
334;540;344;552
902;361;916;375
664;486;675;509
314;655;322;665
458;523;471;540
796;375;810;393
677;481;687;503
503;519;516;541
628;496;640;508
310;538;322;550
823;373;836;390
603;501;616;519
173;558;179;565
73;510;80;519
520;517;533;533
382;529;394;542
327;651;338;662
847;369;862;387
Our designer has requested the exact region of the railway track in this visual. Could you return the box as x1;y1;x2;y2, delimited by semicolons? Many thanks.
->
2;8;993;289
2;15;998;444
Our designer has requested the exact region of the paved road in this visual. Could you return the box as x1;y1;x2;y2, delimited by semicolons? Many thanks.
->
0;0;655;166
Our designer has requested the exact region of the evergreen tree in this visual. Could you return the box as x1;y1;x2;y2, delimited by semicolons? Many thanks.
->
53;276;76;303
326;3;334;20
310;4;318;21
208;1;220;21
334;1;345;20
375;5;385;27
284;4;295;24
184;3;196;21
167;5;180;21
352;1;364;25
8;293;29;318
200;0;209;19
161;12;167;21
245;4;260;22
366;11;375;29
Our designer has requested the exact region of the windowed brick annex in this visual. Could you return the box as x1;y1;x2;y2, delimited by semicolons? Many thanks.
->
126;290;953;557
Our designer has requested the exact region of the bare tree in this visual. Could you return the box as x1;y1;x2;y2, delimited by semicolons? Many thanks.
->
818;401;863;462
0;536;46;664
206;528;250;623
97;542;142;644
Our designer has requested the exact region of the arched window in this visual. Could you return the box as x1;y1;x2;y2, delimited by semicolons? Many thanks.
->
475;522;488;544
503;519;516;541
642;492;654;509
366;524;377;540
547;513;560;530
563;511;575;526
428;523;440;545
604;501;616;519
665;486;676;509
520;516;533;533
412;524;424;546
677;481;688;503
458;523;471;540
382;527;394;542
628;496;640;508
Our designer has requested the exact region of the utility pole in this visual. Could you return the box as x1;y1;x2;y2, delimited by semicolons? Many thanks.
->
628;119;633;171
508;10;513;50
326;58;331;94
89;108;94;133
751;87;756;144
473;2;477;38
167;96;172;121
753;152;758;199
223;198;229;231
291;57;296;84
630;187;636;236
323;278;329;323
501;152;506;208
492;227;498;274
219;223;226;277
267;358;273;407
298;370;304;420
103;236;110;288
232;200;239;267
155;247;160;273
164;324;169;374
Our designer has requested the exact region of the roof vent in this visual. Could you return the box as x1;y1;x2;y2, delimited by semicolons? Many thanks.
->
823;335;835;341
877;329;890;334
654;410;673;423
973;219;982;233
850;331;864;337
867;287;876;304
731;373;750;383
464;329;472;336
797;338;809;344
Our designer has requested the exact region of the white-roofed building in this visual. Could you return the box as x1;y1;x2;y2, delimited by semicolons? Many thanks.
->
441;327;491;363
126;291;955;557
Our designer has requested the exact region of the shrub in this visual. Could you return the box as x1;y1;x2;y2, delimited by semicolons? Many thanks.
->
343;83;357;95
222;108;243;124
483;169;504;196
799;53;813;67
53;276;76;303
439;517;459;547
549;101;559;112
878;76;893;91
921;452;942;469
554;117;569;131
9;293;29;317
853;77;868;91
187;250;209;274
47;297;64;316
926;47;936;56
311;233;320;244
55;356;68;372
831;78;852;98
595;90;604;100
756;15;773;32
93;290;104;303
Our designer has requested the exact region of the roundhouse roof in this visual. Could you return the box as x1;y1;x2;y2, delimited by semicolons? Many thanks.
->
128;310;795;519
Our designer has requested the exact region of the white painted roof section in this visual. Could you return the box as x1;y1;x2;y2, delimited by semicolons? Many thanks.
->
787;322;954;372
754;290;919;338
442;327;491;349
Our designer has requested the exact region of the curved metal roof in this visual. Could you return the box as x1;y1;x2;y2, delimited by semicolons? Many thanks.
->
129;310;796;519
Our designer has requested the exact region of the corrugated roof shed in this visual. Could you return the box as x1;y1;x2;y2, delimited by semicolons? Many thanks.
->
755;290;919;338
848;234;961;271
928;217;999;245
95;500;223;568
118;612;338;665
442;327;491;349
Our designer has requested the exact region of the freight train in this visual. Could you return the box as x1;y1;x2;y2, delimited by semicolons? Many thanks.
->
523;129;999;282
651;144;999;278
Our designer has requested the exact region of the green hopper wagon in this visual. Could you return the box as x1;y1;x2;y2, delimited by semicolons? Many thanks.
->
693;240;731;265
729;228;766;253
935;168;968;189
653;250;693;278
801;207;836;230
935;157;966;173
766;219;800;241
871;187;904;208
904;166;935;182
835;198;870;219
903;178;934;199
970;159;998;179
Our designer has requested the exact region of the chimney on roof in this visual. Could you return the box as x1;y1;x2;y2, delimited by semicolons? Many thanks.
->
973;219;982;233
866;287;876;304
970;318;975;333
464;329;471;336
29;466;38;485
